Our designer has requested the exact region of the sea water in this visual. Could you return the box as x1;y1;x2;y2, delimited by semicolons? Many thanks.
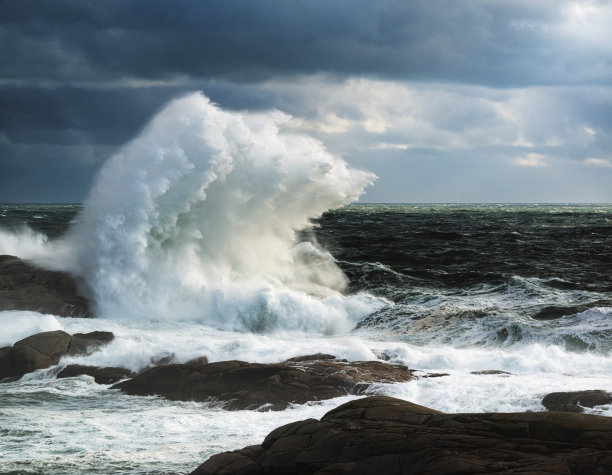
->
1;94;611;474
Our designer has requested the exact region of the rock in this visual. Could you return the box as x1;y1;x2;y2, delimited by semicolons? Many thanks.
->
471;370;512;375
112;355;416;410
191;395;612;475
0;330;114;380
531;304;591;320
184;356;209;370
68;331;115;356
57;364;136;384
0;255;92;317
420;372;450;378
4;330;71;378
542;390;612;413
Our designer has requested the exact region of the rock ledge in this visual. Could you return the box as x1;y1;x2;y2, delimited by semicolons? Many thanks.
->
113;354;415;410
191;395;612;475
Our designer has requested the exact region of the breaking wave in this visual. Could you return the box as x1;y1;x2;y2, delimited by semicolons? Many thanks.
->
62;92;378;331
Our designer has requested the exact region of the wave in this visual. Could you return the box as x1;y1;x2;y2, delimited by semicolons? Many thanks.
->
48;92;377;331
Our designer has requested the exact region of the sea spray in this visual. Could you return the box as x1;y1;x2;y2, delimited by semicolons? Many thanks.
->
66;92;378;330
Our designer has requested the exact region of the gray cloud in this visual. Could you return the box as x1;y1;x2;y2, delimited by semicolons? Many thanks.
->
1;0;611;202
2;0;610;86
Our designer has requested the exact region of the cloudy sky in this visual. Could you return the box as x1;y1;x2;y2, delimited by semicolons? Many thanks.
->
1;0;611;202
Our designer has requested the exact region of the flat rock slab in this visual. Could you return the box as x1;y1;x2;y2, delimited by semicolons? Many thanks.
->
0;330;114;380
191;395;612;475
0;255;91;317
112;354;415;410
542;390;612;413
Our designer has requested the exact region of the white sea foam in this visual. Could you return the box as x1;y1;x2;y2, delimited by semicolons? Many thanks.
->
5;312;610;413
0;227;75;270
54;92;378;331
0;373;355;474
0;311;63;346
2;309;611;474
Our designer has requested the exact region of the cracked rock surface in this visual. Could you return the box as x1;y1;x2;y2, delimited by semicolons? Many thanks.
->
112;354;416;410
0;255;91;317
191;395;612;475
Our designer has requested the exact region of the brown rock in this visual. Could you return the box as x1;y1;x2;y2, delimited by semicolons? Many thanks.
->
7;330;71;377
0;254;91;317
0;330;115;380
471;370;512;375
421;372;450;378
190;395;612;475
184;356;209;370
542;390;612;413
112;355;415;410
68;331;115;356
57;364;136;384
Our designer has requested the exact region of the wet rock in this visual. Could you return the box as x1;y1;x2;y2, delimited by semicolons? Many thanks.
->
68;331;115;356
471;370;512;375
57;364;136;384
0;330;115;380
542;390;612;413
184;356;209;370
112;355;415;410
420;372;450;378
2;330;71;378
531;304;593;320
0;255;91;317
191;395;612;475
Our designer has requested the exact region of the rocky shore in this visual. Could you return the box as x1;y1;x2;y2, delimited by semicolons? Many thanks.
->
112;354;416;410
2;254;611;474
0;255;91;317
191;395;612;475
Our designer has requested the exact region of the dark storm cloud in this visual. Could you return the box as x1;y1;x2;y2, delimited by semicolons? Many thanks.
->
0;85;181;145
1;0;611;202
1;0;607;87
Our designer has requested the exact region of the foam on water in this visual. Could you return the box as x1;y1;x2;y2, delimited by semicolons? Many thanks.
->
1;372;355;474
2;308;611;473
0;228;74;270
0;311;63;347
3;312;610;410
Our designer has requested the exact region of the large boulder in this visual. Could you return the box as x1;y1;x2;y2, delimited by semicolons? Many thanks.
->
191;395;612;475
5;330;71;378
542;390;612;413
0;330;115;380
0;255;91;317
112;354;415;410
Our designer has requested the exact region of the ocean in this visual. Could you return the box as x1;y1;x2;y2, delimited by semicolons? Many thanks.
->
1;202;611;474
1;94;611;474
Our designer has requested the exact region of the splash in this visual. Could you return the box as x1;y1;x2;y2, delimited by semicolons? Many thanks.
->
65;92;377;331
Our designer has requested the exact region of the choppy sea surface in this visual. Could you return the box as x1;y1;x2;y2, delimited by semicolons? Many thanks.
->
1;202;611;474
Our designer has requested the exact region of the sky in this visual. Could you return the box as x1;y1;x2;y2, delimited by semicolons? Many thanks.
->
1;0;611;203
